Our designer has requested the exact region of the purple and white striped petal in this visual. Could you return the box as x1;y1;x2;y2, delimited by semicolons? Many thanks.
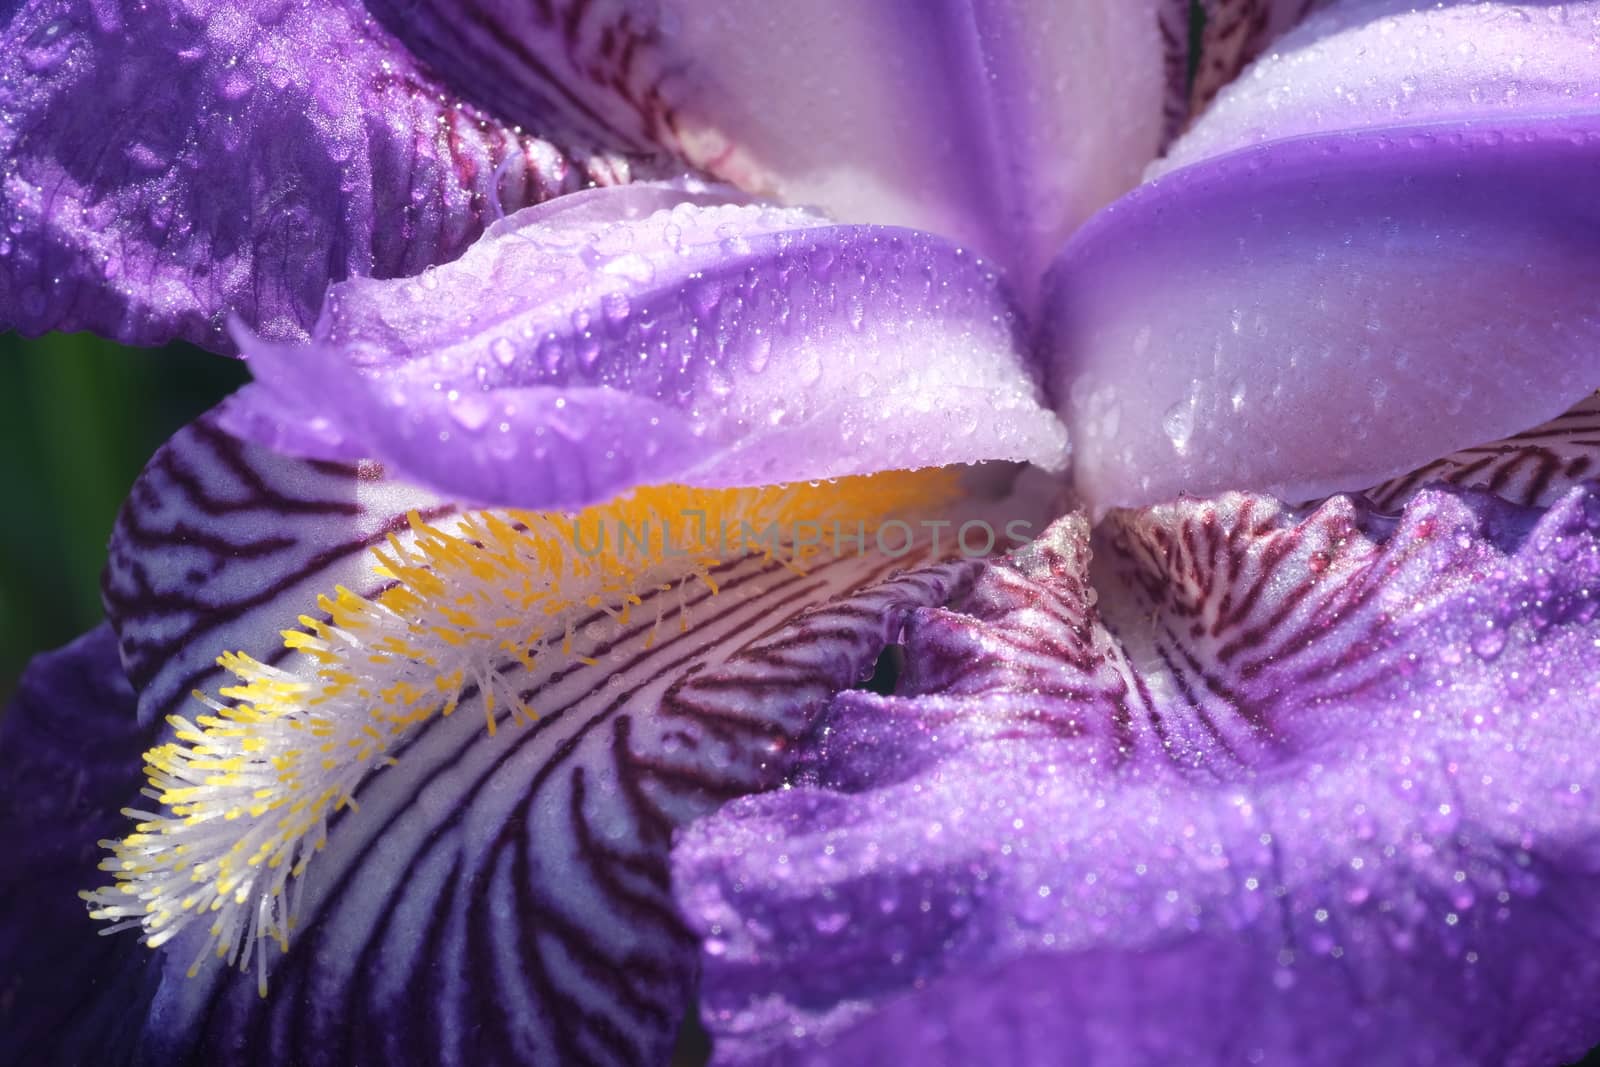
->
0;0;654;351
1366;392;1600;513
223;181;1068;510
82;407;1026;1065
1048;0;1600;512
365;0;1178;293
102;408;458;727
677;473;1600;1064
115;557;972;1067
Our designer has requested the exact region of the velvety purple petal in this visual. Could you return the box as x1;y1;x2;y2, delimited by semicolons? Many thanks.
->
0;0;654;351
1046;115;1600;513
677;478;1600;1065
364;0;1177;292
1156;0;1600;179
222;181;1069;510
86;407;1008;1064
0;625;165;1063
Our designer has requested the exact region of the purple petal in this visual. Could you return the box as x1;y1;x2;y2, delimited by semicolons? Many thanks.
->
0;625;164;1062
87;408;1000;1064
1049;0;1600;513
121;565;970;1066
676;479;1600;1064
1047;115;1600;513
1368;391;1600;512
1157;0;1600;179
0;0;653;351
365;0;1179;291
222;182;1069;510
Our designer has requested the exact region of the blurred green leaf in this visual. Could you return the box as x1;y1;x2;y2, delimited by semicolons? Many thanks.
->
0;332;247;698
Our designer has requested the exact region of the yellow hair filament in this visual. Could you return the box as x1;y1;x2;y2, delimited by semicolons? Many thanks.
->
84;469;957;994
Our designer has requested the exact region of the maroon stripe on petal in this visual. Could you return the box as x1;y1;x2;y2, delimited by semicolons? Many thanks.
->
1366;392;1600;512
103;409;460;726
677;477;1600;1064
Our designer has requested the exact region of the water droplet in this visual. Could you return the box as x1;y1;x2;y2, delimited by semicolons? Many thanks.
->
811;909;849;935
1162;396;1197;455
448;393;492;432
24;17;75;72
601;251;655;285
601;290;630;324
1470;625;1506;661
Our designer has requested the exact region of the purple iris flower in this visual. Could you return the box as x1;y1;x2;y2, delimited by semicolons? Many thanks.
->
4;0;1600;1064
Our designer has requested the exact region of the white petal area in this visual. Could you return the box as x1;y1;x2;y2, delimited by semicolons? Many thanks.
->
662;0;1169;293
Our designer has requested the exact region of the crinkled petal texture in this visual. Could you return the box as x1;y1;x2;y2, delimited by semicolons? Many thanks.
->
1048;0;1600;512
362;0;1181;291
224;181;1069;509
0;0;651;350
18;410;1011;1065
676;471;1600;1064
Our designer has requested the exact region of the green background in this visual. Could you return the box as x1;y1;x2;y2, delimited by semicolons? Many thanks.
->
0;332;246;699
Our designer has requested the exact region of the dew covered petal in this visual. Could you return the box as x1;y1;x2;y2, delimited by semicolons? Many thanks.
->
1182;1;1337;123
1049;0;1600;513
1156;0;1600;179
0;0;651;351
677;471;1600;1064
365;0;1177;294
223;181;1068;510
1047;115;1600;512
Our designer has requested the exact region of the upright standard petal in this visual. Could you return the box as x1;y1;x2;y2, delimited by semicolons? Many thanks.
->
85;404;1036;1065
363;0;1177;293
1157;0;1600;178
224;182;1069;510
0;0;652;350
1048;0;1600;513
678;474;1600;1065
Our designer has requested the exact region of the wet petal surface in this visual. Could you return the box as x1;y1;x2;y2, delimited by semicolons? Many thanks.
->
366;0;1177;293
224;182;1068;510
0;0;650;350
677;461;1600;1064
1049;115;1600;512
1156;0;1600;178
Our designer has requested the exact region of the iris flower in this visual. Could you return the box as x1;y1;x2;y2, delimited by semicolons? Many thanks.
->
4;0;1600;1064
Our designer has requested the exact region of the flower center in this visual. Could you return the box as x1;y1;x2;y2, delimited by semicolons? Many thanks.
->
84;468;957;993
